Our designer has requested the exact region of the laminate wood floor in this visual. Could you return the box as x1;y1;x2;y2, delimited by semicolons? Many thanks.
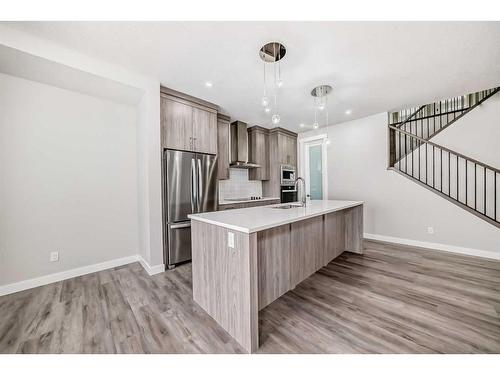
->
1;240;500;354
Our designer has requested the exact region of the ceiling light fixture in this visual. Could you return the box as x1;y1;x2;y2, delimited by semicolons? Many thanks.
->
345;109;352;115
299;123;305;128
259;41;286;126
311;84;332;130
205;81;213;88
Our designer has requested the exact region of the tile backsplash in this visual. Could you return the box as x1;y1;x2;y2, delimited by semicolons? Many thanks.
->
218;169;262;201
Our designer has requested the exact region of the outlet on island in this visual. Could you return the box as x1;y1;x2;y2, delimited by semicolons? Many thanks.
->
50;251;59;262
228;232;235;248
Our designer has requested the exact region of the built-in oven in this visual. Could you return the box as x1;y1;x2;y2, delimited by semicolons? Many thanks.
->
280;165;296;186
281;185;298;203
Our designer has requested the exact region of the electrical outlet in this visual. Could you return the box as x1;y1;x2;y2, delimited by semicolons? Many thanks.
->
427;227;434;235
228;232;235;248
50;251;59;262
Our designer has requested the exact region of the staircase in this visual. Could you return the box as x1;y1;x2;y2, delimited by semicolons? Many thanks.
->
387;87;500;229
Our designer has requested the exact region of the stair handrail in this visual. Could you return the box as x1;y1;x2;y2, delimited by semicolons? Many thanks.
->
388;124;500;174
395;105;426;128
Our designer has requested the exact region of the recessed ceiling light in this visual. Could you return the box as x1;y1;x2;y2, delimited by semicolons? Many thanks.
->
205;81;213;88
345;109;352;115
299;123;305;128
264;107;271;113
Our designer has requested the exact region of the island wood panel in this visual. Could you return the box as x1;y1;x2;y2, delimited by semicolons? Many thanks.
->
290;216;324;288
323;210;346;265
191;220;258;353
257;224;291;310
344;205;363;254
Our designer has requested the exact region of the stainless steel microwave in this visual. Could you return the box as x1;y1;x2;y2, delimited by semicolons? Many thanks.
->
280;165;296;186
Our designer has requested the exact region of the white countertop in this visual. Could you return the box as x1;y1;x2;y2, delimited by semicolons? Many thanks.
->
219;197;280;205
189;200;364;233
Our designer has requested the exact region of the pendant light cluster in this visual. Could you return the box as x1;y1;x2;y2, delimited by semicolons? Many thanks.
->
311;85;332;129
259;42;286;125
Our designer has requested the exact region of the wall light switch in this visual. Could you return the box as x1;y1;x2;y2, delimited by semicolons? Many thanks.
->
50;251;59;262
228;232;235;248
427;227;434;235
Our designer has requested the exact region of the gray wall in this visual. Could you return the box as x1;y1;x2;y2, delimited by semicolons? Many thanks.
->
0;73;139;285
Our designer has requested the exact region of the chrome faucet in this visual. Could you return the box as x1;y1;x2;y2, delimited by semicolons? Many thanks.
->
294;177;306;207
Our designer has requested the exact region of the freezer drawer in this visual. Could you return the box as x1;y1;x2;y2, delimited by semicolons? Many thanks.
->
166;222;192;266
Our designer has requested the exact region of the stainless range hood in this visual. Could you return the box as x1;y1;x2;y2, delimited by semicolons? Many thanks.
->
230;121;260;169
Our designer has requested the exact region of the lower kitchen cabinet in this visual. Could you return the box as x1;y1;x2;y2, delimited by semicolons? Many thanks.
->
290;216;324;288
257;225;291;309
324;211;345;264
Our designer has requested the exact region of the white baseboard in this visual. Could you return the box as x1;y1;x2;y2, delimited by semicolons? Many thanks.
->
138;257;165;276
0;255;165;297
364;233;500;261
0;255;139;297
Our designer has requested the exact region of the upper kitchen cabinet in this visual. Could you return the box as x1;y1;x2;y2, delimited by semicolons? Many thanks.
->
269;128;297;167
161;96;193;151
217;114;230;180
248;126;269;180
192;107;217;154
160;87;218;155
277;131;297;166
262;127;298;198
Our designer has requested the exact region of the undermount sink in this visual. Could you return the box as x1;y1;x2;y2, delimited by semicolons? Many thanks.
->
270;203;303;209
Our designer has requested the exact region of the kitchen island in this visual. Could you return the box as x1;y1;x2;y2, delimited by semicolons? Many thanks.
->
188;200;364;353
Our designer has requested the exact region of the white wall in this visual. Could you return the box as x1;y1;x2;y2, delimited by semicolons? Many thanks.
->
0;23;164;272
0;73;139;285
299;97;500;256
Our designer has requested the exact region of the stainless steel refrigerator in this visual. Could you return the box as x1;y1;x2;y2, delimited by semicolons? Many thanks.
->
163;149;217;269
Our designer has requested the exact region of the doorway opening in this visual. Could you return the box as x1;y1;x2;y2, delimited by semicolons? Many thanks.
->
298;134;328;200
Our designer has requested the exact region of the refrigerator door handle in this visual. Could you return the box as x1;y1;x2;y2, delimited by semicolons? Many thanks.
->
191;158;197;213
197;158;203;213
170;222;191;229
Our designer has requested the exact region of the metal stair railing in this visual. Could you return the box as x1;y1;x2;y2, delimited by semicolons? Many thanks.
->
388;87;500;165
388;125;499;229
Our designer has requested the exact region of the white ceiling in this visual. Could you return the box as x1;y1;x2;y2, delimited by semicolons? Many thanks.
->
4;21;500;132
